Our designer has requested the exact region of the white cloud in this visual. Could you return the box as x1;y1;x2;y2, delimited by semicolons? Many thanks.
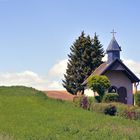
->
0;59;68;91
0;70;66;91
46;59;68;90
0;71;47;90
123;59;140;78
48;59;67;79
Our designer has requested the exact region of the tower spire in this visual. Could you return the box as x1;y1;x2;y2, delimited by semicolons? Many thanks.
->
106;30;121;63
110;29;116;38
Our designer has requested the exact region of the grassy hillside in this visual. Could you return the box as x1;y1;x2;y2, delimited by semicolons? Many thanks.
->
0;86;140;140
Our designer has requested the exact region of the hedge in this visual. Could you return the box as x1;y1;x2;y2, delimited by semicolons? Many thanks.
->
134;92;140;106
73;95;98;110
91;102;140;120
102;93;119;103
74;95;140;120
91;103;117;116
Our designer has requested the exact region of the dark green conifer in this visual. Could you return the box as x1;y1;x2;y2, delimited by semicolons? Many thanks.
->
62;32;104;95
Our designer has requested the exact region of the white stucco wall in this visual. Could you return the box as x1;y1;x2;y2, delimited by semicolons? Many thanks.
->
105;71;133;104
84;89;94;97
84;89;99;97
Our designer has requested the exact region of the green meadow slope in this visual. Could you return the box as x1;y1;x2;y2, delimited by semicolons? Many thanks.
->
0;86;139;140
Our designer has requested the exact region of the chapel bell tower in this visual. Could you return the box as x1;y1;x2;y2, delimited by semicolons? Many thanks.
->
106;30;121;63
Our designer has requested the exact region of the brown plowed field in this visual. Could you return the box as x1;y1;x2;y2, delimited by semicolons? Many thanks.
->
44;91;74;101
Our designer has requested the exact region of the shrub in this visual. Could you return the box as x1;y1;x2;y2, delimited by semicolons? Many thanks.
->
95;96;101;103
91;102;140;119
113;103;128;117
87;97;95;110
102;93;119;103
73;95;84;108
113;103;140;120
134;92;140;106
135;108;140;119
104;104;117;116
91;103;117;116
87;75;111;100
122;106;140;120
73;96;98;110
74;95;140;120
73;95;89;109
80;96;88;109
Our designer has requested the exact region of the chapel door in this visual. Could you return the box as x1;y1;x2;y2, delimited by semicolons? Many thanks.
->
118;87;127;104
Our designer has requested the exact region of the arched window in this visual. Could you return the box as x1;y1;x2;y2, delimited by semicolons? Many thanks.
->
108;86;117;93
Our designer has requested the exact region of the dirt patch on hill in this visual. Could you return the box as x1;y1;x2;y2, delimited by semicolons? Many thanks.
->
44;91;74;101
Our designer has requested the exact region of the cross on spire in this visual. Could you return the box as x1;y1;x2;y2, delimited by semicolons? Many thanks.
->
111;29;116;38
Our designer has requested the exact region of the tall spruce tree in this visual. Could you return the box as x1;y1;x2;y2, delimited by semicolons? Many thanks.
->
62;32;104;95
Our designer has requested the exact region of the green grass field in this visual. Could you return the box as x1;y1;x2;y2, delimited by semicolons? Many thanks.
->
0;86;140;140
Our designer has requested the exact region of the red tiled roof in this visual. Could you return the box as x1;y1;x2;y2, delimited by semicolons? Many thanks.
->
92;62;108;75
82;62;108;85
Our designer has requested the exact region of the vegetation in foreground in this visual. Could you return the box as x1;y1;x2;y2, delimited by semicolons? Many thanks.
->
74;94;140;120
0;86;140;140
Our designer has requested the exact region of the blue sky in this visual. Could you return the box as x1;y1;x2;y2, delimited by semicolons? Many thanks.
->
0;0;140;90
